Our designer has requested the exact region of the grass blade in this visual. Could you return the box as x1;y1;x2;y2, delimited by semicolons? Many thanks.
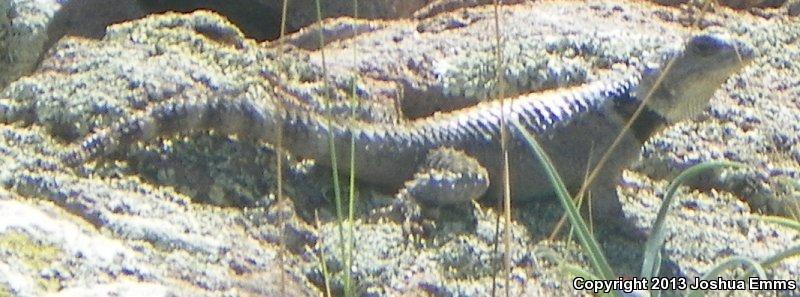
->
489;1;513;296
754;215;800;232
511;119;616;281
641;161;744;279
757;244;800;270
313;0;353;294
344;0;360;296
276;1;291;295
314;210;333;297
685;256;766;297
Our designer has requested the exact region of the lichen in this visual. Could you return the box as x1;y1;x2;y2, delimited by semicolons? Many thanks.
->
436;31;679;101
0;231;62;292
0;0;61;88
0;11;322;140
126;133;277;207
721;172;800;220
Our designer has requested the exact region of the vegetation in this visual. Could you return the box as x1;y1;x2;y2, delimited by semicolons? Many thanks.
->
0;232;62;292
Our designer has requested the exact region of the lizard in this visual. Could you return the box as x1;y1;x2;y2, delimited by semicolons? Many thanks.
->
59;30;755;229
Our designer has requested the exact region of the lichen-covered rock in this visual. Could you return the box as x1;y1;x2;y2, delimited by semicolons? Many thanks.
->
0;0;429;91
0;0;147;89
0;0;62;88
2;11;261;140
309;208;589;296
649;0;788;9
619;172;800;296
311;1;689;119
637;19;800;220
790;0;800;15
0;10;328;206
619;11;800;295
0;125;319;296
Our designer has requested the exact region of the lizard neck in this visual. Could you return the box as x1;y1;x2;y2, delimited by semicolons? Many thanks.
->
610;85;669;145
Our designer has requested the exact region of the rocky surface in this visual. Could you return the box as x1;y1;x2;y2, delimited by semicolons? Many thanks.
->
619;11;800;294
3;0;794;86
305;1;690;120
0;124;319;296
0;0;61;87
310;210;584;296
0;0;420;90
0;0;798;296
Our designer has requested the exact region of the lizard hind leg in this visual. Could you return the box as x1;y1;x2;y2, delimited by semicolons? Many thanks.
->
391;147;490;235
402;147;490;206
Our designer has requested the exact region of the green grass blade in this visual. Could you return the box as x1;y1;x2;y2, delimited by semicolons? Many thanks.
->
539;250;601;280
641;161;744;279
313;0;352;295
685;256;766;297
511;119;616;281
534;246;601;282
313;211;333;297
757;244;800;270
345;1;360;296
317;247;333;297
347;2;359;226
754;215;800;232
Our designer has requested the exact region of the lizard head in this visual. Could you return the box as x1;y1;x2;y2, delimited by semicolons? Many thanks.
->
638;32;756;123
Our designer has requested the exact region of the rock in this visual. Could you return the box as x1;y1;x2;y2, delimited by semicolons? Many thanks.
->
0;0;428;89
0;0;61;88
0;0;146;89
789;0;800;15
648;0;788;9
47;0;145;40
138;0;430;41
620;172;800;290
721;0;786;9
0;125;319;296
308;208;586;296
621;13;800;294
